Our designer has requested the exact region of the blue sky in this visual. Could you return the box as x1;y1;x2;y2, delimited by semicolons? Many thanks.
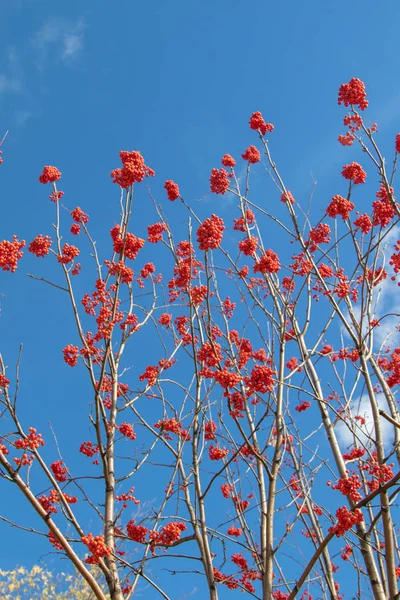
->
2;0;400;596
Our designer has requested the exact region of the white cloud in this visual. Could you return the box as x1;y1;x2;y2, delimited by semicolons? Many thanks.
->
33;17;85;65
341;224;400;348
371;224;400;348
336;394;394;451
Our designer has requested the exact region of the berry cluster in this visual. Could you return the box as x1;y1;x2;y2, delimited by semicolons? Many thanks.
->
326;195;355;220
210;168;230;195
50;460;68;482
0;236;26;272
338;78;368;110
241;145;261;164
81;534;112;564
110;150;155;188
164;180;180;201
253;249;281;275
28;234;52;257
39;166;62;184
197;214;225;251
249;111;274;135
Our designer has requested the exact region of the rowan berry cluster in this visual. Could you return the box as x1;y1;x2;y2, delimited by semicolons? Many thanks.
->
338;77;368;110
119;422;136;440
233;209;255;231
149;522;187;551
50;460;68;482
329;506;364;537
81;534;112;564
372;199;396;228
249;111;274;135
110;150;155;188
341;544;353;561
221;153;236;167
209;445;229;460
15;428;45;451
326;195;354;220
222;296;236;318
0;374;10;388
204;420;217;440
158;313;172;327
227;526;242;537
139;364;159;387
164;180;180;201
71;207;89;223
197;341;223;367
353;213;372;233
286;357;302;372
281;190;295;204
38;490;60;514
79;441;99;457
366;267;387;287
110;225;145;260
126;521;149;543
0;442;9;455
155;418;183;436
210;168;230;195
147;221;168;243
28;234;52;257
288;255;310;279
115;487;139;508
214;369;242;389
338;132;355;146
295;400;311;412
307;223;331;251
341;162;367;184
233;494;249;512
140;262;155;279
244;365;275;395
48;531;63;550
239;236;258;256
221;483;234;498
197;214;225;250
57;243;80;264
104;260;134;284
39;165;62;184
0;236;26;272
396;133;400;153
62;344;79;367
70;223;80;235
241;145;260;164
190;284;208;305
282;276;295;292
331;473;363;502
365;458;394;491
49;190;64;202
253;249;281;275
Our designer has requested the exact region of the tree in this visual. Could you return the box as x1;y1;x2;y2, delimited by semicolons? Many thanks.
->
0;77;400;600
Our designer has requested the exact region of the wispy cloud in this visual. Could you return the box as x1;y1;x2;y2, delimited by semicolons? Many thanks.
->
13;109;35;127
32;17;85;66
0;47;24;96
0;74;21;93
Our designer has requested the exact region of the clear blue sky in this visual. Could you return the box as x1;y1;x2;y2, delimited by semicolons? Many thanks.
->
1;0;400;595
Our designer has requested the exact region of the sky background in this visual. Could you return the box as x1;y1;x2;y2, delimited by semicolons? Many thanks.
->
1;0;400;596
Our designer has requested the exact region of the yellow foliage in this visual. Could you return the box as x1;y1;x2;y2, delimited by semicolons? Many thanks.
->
0;565;111;599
